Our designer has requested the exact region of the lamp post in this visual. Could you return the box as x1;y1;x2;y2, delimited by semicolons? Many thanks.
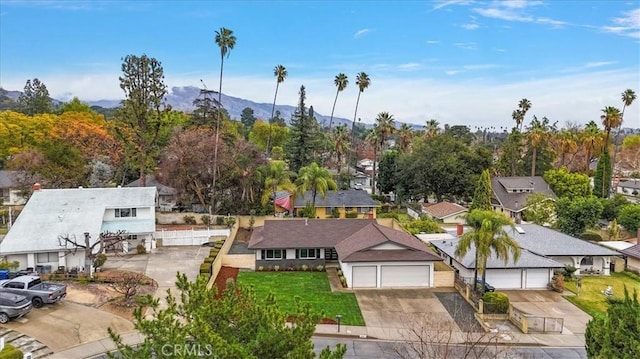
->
335;314;342;333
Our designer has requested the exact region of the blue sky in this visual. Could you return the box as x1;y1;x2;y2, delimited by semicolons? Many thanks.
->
1;0;638;128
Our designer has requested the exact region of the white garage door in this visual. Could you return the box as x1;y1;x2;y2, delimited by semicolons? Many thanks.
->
485;269;522;289
352;266;377;288
380;265;430;287
525;268;551;288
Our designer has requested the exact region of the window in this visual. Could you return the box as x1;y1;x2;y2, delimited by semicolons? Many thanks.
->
358;207;371;214
37;252;58;263
262;249;283;260
581;256;594;265
325;207;333;215
115;208;137;218
344;207;353;212
297;248;317;259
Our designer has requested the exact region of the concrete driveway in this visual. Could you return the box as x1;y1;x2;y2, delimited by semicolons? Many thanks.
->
355;288;458;340
502;290;592;335
1;302;133;352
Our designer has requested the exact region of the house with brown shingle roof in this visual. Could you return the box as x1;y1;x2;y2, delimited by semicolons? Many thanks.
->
422;201;468;224
621;236;640;273
491;176;556;219
248;218;443;288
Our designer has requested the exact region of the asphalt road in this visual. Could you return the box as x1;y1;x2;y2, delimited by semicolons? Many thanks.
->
89;337;587;359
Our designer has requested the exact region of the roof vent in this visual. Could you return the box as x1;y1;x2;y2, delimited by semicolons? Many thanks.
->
515;226;525;234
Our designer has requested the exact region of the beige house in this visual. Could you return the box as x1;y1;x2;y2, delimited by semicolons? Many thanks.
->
622;242;640;273
422;201;468;224
491;176;556;219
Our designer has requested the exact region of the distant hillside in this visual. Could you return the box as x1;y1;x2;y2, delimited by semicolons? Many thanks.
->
84;86;354;127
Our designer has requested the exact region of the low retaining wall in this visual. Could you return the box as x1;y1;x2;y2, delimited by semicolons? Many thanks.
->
208;218;238;289
434;262;455;287
222;254;255;270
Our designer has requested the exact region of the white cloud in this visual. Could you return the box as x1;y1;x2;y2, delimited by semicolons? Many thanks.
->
1;68;637;130
602;8;640;39
493;48;507;52
426;40;440;44
461;23;480;30
453;42;477;50
433;0;474;10
584;61;618;68
353;28;372;39
473;1;567;27
398;62;422;71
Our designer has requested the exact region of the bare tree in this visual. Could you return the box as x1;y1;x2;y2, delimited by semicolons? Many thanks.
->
110;271;145;304
394;309;515;359
58;230;128;277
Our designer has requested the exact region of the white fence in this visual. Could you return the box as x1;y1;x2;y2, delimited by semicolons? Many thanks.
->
407;207;421;219
155;228;231;246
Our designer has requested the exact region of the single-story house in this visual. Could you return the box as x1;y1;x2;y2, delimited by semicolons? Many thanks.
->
616;179;640;203
126;174;178;212
293;190;379;219
431;238;564;289
422;201;468;224
328;167;372;193
621;243;640;273
491;176;556;219
508;224;620;276
248;218;444;288
0;186;156;273
598;240;636;272
0;170;27;206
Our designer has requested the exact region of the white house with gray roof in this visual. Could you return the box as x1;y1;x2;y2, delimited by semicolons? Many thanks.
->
0;187;156;274
491;176;556;219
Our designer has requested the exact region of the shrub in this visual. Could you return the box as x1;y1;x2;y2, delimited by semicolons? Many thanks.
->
0;343;23;359
482;292;510;314
331;207;340;218
93;253;107;268
183;215;196;224
301;264;309;271
581;232;603;242
136;244;147;254
204;257;215;264
337;269;343;276
339;275;347;287
201;215;211;226
209;249;220;257
199;273;211;282
215;216;224;225
345;210;358;218
316;265;325;272
0;260;19;271
224;217;236;228
214;241;224;250
273;265;280;272
563;265;577;281
199;263;212;274
376;212;400;220
549;273;565;293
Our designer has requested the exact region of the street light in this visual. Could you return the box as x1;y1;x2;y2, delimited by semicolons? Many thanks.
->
335;314;343;333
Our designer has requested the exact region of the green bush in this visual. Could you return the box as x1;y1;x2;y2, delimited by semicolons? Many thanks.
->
482;292;510;314
581;232;603;242
563;265;577;281
204;257;215;264
136;244;147;254
214;242;224;250
0;343;23;359
201;215;211;226
183;215;196;224
376;212;400;220
199;263;212;274
215;216;224;225
210;248;220;257
93;253;107;268
345;210;358;218
402;218;445;234
0;260;20;271
224;217;236;228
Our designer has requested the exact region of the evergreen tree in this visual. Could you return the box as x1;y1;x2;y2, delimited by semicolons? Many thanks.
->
286;85;320;172
240;107;256;129
377;150;399;194
470;169;493;211
594;150;612;198
496;130;525;176
18;78;53;115
585;287;640;359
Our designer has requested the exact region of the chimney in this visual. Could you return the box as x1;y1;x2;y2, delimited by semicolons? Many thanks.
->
456;223;463;236
33;183;41;191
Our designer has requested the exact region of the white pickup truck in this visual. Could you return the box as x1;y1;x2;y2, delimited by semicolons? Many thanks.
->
0;275;67;308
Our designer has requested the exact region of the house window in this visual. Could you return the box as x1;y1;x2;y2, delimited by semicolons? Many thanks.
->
344;207;353;212
581;256;594;266
297;248;317;259
115;208;137;218
358;207;371;214
37;252;58;263
262;249;283;260
325;207;333;215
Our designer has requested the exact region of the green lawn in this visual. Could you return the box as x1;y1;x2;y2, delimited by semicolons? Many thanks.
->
237;271;365;326
564;272;640;317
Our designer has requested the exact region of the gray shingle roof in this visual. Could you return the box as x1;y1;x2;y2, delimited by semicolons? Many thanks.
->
506;224;619;257
618;180;640;190
293;190;378;208
621;243;640;260
491;176;556;212
0;171;20;188
126;175;176;196
431;239;564;269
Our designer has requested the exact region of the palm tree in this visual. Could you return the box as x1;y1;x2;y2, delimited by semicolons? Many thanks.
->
397;123;413;153
371;112;395;195
518;98;532;131
610;89;637;192
331;124;350;173
424;119;440;138
212;27;236;212
324;73;349;155
261;160;295;212
296;162;337;212
366;126;379;195
526;116;549;176
454;210;521;291
582;121;602;173
601;106;622;148
267;65;287;157
350;72;371;166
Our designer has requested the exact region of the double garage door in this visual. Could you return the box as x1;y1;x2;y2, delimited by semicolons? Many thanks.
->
484;268;551;289
352;265;430;288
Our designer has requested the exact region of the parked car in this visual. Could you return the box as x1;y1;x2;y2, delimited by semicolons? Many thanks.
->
476;279;495;293
0;292;32;323
0;275;67;308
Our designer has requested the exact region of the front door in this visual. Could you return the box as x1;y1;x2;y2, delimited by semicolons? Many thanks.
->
324;248;338;260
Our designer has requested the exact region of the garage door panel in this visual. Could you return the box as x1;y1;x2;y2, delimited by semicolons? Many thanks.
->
352;266;377;288
485;269;522;289
380;265;429;287
525;268;550;288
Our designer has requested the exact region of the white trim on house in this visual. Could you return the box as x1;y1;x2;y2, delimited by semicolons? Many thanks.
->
341;261;436;288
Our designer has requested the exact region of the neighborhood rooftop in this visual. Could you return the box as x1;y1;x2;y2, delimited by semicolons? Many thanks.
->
506;224;619;257
422;201;467;219
293;190;379;208
491;176;556;212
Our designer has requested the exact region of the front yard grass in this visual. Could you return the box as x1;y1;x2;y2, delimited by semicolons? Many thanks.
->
237;271;365;326
563;271;640;317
